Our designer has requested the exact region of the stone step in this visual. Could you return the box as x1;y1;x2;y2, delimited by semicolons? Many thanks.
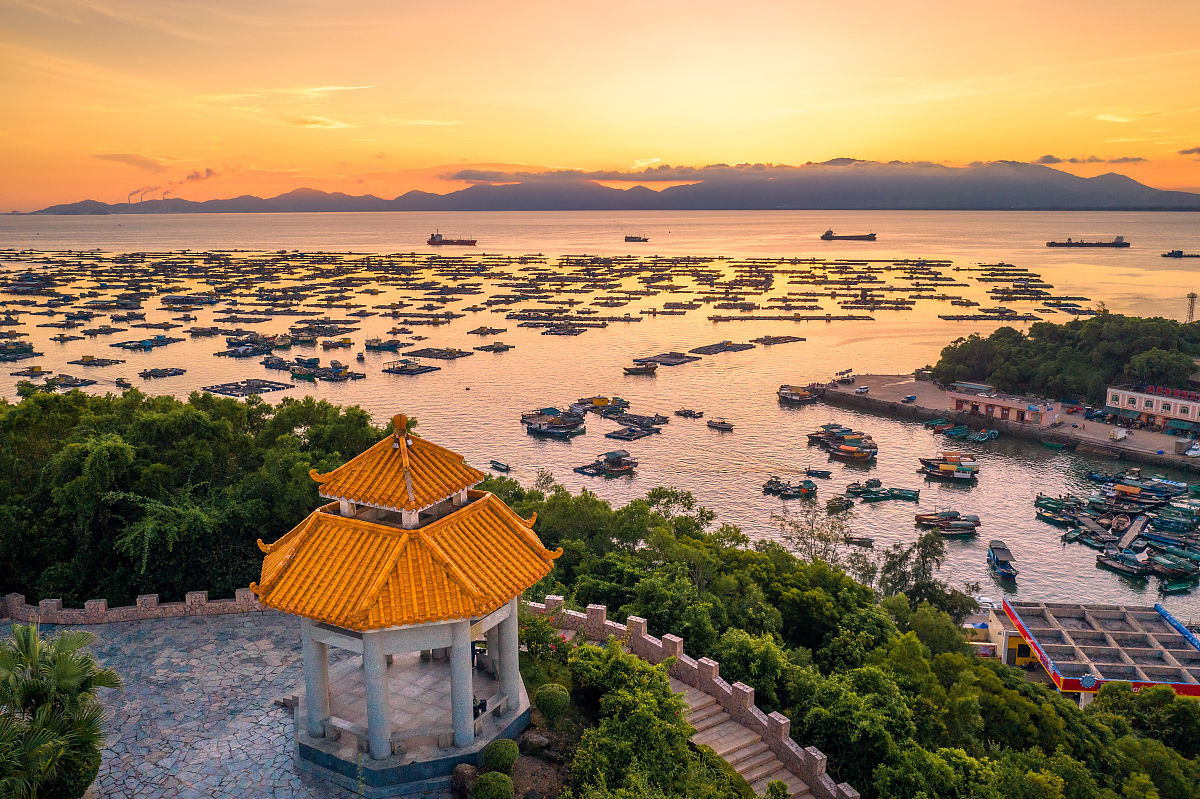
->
693;719;760;758
726;742;774;773
743;755;790;784
685;694;717;716
688;704;727;732
749;768;812;799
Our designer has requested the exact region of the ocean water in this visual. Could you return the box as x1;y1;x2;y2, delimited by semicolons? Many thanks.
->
3;210;1200;616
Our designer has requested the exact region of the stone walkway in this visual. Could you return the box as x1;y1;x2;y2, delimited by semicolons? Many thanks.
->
3;612;349;799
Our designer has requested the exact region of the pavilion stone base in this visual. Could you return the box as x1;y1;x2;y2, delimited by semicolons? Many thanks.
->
291;653;531;798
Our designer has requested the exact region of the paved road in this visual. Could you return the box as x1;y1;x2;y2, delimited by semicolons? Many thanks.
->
3;612;350;799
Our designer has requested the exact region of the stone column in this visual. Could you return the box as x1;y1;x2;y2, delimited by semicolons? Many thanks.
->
485;626;500;676
498;598;522;709
363;631;392;760
450;620;474;747
300;619;330;738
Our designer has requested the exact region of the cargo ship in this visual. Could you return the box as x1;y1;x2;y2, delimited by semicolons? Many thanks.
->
1046;236;1129;248
820;229;876;241
625;234;649;243
1163;250;1200;258
427;231;477;246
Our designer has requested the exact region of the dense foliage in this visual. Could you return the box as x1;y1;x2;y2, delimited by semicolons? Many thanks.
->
490;476;1200;799
930;313;1200;402
0;624;120;799
0;390;383;605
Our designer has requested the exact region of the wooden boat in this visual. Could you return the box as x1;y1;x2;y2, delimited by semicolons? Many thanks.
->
1041;440;1067;450
1036;509;1075;527
829;445;876;463
988;540;1018;580
886;487;920;501
382;358;440;376
574;450;638;477
918;464;978;482
843;535;874;547
805;467;832;478
923;418;948;428
1112;514;1132;533
114;377;132;389
707;419;734;431
1061;529;1082;543
489;460;510;472
623;362;658;375
827;496;854;513
779;480;818;499
1160;577;1197;595
858;490;891;502
1096;552;1151;577
674;409;704;418
778;384;818;405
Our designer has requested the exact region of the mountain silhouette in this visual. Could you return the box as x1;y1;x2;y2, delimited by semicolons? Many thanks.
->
27;161;1200;214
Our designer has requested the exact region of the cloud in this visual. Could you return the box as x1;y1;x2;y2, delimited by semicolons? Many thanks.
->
92;152;167;172
1181;146;1200;155
1095;111;1159;123
383;118;461;127
1035;154;1145;165
288;116;351;129
444;160;939;185
289;85;373;98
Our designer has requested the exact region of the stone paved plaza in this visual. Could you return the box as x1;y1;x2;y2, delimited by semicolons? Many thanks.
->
3;611;356;799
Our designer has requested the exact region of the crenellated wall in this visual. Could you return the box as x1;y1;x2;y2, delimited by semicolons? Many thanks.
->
2;589;264;624
528;596;859;799
0;590;857;799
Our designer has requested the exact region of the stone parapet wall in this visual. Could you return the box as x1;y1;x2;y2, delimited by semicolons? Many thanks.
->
2;588;264;624
526;596;859;799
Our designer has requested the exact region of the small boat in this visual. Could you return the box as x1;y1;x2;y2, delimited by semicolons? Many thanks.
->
827;496;854;513
820;229;876;241
574;449;638;477
778;384;818;405
988;540;1018;580
674;409;704;418
805;467;832;478
624;234;649;243
707;419;734;431
489;460;510;473
1036;509;1075;527
1061;529;1082;543
114;377;132;389
623;362;658;375
858;490;891;503
1096;552;1151;577
1160;577;1197;595
843;535;874;547
923;418;948;428
1041;440;1067;450
829;445;876;463
886;487;920;501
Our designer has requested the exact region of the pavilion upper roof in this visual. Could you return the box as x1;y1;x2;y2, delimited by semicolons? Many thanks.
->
251;491;560;630
310;414;485;513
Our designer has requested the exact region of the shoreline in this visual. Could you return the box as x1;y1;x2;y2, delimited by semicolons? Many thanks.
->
818;374;1200;475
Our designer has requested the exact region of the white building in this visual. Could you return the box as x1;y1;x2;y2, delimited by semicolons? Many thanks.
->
1106;385;1200;433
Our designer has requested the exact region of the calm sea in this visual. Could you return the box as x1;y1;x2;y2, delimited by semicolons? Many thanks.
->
3;210;1200;615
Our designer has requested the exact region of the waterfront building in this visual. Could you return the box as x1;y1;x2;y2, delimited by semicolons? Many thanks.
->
988;599;1200;707
1106;384;1200;433
947;382;1061;426
252;414;560;796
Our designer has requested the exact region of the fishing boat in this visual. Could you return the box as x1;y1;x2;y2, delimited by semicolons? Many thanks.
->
886;487;920;501
820;229;876;241
779;480;819;499
778;384;818;405
364;338;402;352
1096;551;1151;577
858;490;892;503
915;510;979;527
674;408;704;418
1160;577;1198;595
846;478;883;496
987;540;1018;580
805;467;832;478
829;445;876;463
489;460;511;472
574;450;638;477
624;234;649;243
114;377;132;389
923;418;948;428
827;496;854;513
522;407;586;438
707;419;734;431
937;523;981;538
382;358;440;376
843;535;874;547
1061;529;1082;543
918;464;979;482
1036;509;1076;527
623;362;658;375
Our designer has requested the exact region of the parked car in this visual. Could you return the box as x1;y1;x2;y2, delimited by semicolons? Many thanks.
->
854;386;870;395
901;394;917;403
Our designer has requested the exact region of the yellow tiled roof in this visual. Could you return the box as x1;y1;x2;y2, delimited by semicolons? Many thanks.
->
251;491;560;630
310;414;486;512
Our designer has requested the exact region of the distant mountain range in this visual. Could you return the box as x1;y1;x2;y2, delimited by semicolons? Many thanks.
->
26;161;1200;214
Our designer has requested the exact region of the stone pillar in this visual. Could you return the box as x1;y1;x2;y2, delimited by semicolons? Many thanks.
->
1078;691;1095;709
301;620;331;738
498;598;522;709
485;626;500;675
450;620;474;747
363;631;392;760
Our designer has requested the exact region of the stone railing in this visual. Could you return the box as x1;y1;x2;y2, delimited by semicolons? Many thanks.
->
2;588;264;624
526;596;859;799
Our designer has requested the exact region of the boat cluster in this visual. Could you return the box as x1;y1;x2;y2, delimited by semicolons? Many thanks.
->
806;423;878;463
924;417;1000;443
1034;468;1200;593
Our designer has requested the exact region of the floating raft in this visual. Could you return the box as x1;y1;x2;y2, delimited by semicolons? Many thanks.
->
690;341;755;355
203;379;293;397
707;314;874;322
406;347;474;360
750;335;806;345
633;351;702;366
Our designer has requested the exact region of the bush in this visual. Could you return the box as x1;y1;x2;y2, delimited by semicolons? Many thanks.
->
470;771;514;799
533;682;571;725
519;611;574;667
480;738;519;775
764;779;789;799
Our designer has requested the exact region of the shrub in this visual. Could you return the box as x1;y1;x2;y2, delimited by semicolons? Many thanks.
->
480;739;519;775
519;611;574;667
470;771;514;799
764;779;790;799
533;682;571;725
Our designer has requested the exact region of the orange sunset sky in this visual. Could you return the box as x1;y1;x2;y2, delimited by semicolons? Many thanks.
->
3;0;1200;211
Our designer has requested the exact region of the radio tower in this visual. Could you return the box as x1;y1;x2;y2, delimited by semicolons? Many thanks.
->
1189;292;1198;323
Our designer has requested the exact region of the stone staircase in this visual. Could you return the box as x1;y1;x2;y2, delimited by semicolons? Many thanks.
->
674;679;813;799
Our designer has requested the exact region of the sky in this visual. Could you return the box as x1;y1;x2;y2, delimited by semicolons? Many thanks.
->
2;0;1200;211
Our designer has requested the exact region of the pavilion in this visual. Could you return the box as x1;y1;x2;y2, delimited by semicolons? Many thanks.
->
252;414;560;796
